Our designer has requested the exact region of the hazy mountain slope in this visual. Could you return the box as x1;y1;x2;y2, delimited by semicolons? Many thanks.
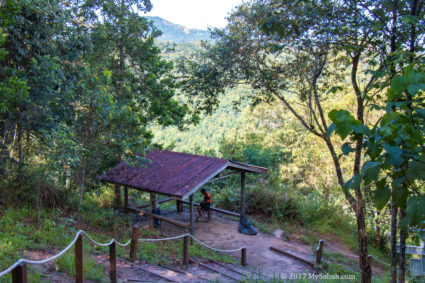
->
147;16;211;43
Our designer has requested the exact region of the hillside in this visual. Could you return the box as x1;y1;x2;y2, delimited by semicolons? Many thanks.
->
147;16;211;43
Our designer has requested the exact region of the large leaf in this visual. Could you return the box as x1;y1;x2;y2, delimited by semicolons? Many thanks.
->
400;196;425;231
390;76;408;93
372;180;390;210
386;145;403;167
343;174;361;192
328;110;357;140
361;161;380;185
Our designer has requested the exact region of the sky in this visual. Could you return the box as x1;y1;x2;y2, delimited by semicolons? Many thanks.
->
146;0;244;30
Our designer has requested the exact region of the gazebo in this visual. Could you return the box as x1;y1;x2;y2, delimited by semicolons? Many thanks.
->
100;149;268;233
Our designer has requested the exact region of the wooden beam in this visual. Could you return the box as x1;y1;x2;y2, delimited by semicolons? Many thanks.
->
183;235;189;265
315;240;324;265
181;200;240;217
124;186;128;211
114;184;121;207
241;247;247;266
130;226;140;261
136;198;174;209
159;264;210;281
189;259;240;281
75;234;84;283
189;195;194;236
128;206;190;228
130;263;175;282
109;242;117;283
241;171;246;216
270;246;314;268
12;263;27;283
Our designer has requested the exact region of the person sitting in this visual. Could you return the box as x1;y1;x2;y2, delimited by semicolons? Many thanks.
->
197;189;211;221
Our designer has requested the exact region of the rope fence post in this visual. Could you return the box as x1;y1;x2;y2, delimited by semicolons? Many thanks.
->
130;225;140;261
109;241;117;283
12;263;27;283
241;248;247;266
75;234;84;283
316;239;324;265
183;235;190;265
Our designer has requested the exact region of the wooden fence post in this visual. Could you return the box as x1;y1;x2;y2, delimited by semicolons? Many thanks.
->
176;200;183;212
149;216;154;229
183;235;190;265
316;240;324;265
368;255;373;268
241;248;247;266
109;241;117;283
75;234;84;283
12;263;27;283
124;186;128;212
130;225;140;261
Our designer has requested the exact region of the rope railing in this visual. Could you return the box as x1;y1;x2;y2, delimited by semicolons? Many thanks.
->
0;227;248;283
317;239;391;267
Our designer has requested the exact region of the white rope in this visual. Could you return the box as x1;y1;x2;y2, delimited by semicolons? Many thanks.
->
0;230;245;278
323;240;391;266
0;261;22;278
138;233;189;242
81;231;131;247
138;233;245;252
0;230;131;277
190;235;245;253
323;240;360;258
372;257;391;266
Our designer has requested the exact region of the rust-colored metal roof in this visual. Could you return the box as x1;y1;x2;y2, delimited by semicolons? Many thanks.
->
100;149;268;199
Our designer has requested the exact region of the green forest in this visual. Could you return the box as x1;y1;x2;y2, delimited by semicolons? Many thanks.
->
1;0;425;282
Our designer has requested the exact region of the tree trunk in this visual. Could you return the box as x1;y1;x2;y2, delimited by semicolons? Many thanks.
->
375;209;381;247
390;200;398;283
355;191;372;283
399;209;407;283
77;159;85;214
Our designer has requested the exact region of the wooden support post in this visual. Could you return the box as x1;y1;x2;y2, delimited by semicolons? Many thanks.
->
150;193;158;211
124;186;128;211
368;255;373;268
109;241;117;283
114;184;121;207
130;225;140;261
183;235;190;265
189;195;194;237
241;248;247;266
12;263;27;283
316;239;324;265
149;216;154;229
176;199;183;212
240;171;246;217
208;208;212;220
75;234;84;283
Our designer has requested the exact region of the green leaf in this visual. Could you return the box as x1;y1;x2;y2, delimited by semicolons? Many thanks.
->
361;161;380;185
416;108;425;119
372;180;390;210
327;123;336;137
390;76;408;93
341;142;352;155
407;160;425;182
352;124;371;136
328;110;357;140
407;83;425;95
387;146;403;167
400;196;425;230
343;175;361;192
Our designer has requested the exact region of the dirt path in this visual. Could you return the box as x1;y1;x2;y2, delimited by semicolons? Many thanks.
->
158;211;314;278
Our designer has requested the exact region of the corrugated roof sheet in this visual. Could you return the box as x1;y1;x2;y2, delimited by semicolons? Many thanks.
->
100;149;268;199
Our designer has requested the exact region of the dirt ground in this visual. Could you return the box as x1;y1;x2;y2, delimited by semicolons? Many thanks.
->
157;210;314;278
